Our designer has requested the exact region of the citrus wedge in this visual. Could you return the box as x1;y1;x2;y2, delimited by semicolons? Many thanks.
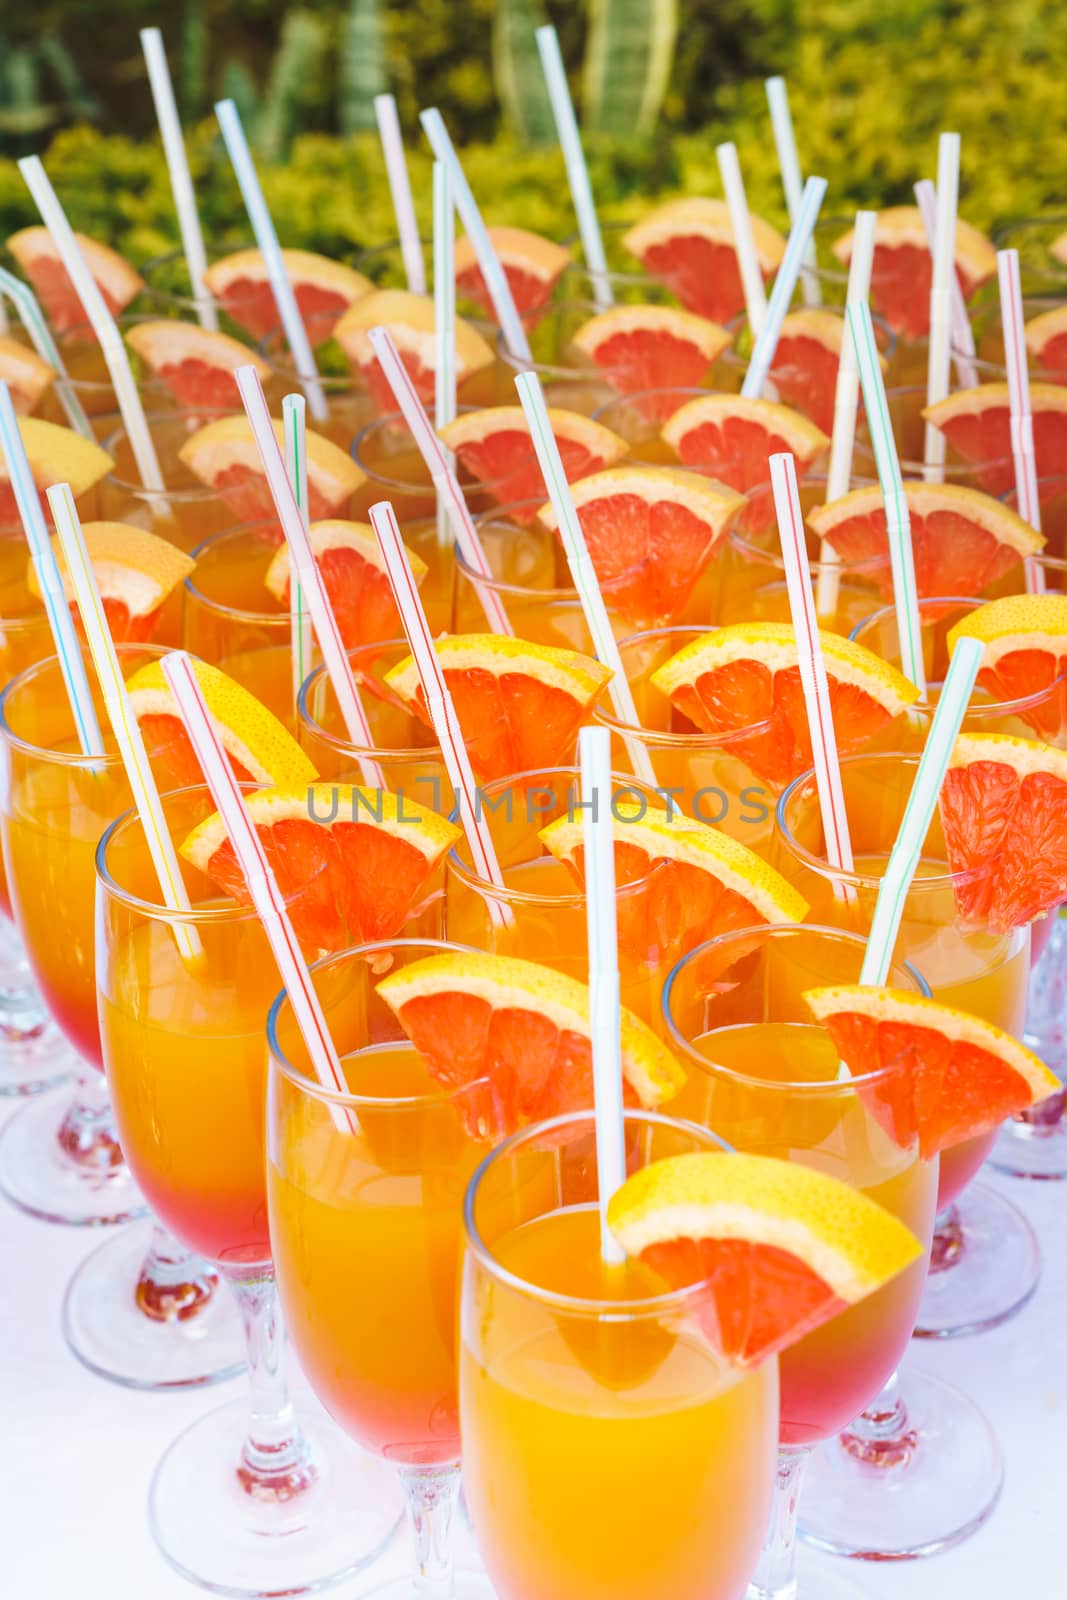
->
623;199;786;324
334;289;494;412
922;381;1067;499
769;309;876;436
438;406;628;524
569;305;731;418
124;320;268;410
833;208;995;341
29;521;195;643
178;414;365;523
263;518;427;651
608;1150;923;1366
377;951;685;1138
0;335;55;414
1024;305;1067;375
202;248;372;340
946;593;1067;742
661;394;830;502
0;417;112;523
453;227;570;321
6;226;144;333
649;622;919;790
385;633;612;781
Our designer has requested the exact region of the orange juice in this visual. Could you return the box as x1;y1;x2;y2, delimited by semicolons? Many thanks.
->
97;411;237;554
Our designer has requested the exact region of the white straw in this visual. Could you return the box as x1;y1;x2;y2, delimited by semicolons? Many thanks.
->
923;133;960;480
716;142;767;338
0;266;93;438
997;249;1045;594
765;77;820;308
433;161;456;553
536;25;613;312
282;393;315;706
140;28;217;332
915;177;977;389
373;93;427;297
742;176;828;399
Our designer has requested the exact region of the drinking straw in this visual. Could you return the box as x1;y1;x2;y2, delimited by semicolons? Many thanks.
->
140;28;217;333
816;209;877;621
716;142;767;338
419;108;532;362
365;324;513;634
47;483;202;963
433;161;456;553
234;365;384;786
281;393;315;705
923;133;960;481
997;248;1045;594
765;77;820;308
0;383;104;759
373;93;427;297
741;175;828;400
536;25;613;313
914;177;977;389
0;266;93;439
215;99;328;422
846;300;928;699
18;156;167;492
160;650;353;1134
859;635;983;986
368;499;512;929
514;369;657;787
579;724;626;1267
0;293;8;335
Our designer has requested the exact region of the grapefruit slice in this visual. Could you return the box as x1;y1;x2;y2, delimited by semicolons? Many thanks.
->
833;208;996;341
661;394;829;501
536;465;744;629
181;782;460;955
376;951;685;1138
384;633;612;781
1025;305;1067;375
29;521;195;643
938;732;1067;930
453;227;570;321
768;309;868;436
438;406;628;525
263;518;427;651
0;335;55;414
807;483;1043;602
125;656;317;790
334;289;494;412
569;305;731;419
946;593;1067;742
124;321;267;410
922;382;1067;499
649;622;920;790
608;1150;923;1366
6;226;144;333
806;985;1060;1157
0;417;112;522
201;248;372;340
622;198;786;325
178;415;366;524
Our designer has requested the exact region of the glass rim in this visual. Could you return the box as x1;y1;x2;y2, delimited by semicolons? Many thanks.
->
101;407;236;499
593;625;775;747
256;317;363;391
297;642;437;762
185;521;292;627
0;642;163;768
351;407;519;495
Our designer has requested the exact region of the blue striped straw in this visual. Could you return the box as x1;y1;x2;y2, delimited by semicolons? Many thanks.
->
741;175;828;399
0;266;93;439
536;26;613;312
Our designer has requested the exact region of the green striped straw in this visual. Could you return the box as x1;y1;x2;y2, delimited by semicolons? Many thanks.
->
859;635;983;986
0;265;93;440
433;160;456;553
282;393;313;711
846;299;927;699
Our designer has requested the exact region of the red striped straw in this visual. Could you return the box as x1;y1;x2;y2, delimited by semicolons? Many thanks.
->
365;325;514;636
160;651;354;1133
770;452;855;876
368;499;512;930
997;249;1045;594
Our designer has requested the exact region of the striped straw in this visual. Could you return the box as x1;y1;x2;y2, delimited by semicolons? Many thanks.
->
368;499;512;929
0;266;93;439
765;78;820;308
47;484;202;963
282;393;315;706
0;384;104;758
915;178;977;389
374;94;427;298
741;175;828;400
997;248;1045;594
235;365;383;786
141;29;217;332
18;156;166;493
579;724;626;1266
847;300;928;699
716;143;767;338
419;108;532;362
433;161;456;553
160;650;353;1133
860;636;983;985
215;99;328;421
536;25;613;313
514;369;657;787
365;324;513;633
923;133;960;480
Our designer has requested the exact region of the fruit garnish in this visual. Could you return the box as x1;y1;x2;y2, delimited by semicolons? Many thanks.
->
6;226;144;332
334;288;494;412
1024;304;1067;375
0;417;112;523
124;321;268;410
769;309;884;436
946;593;1067;743
29;521;195;643
661;393;829;511
832;207;995;341
453;227;570;322
922;381;1067;500
178;414;365;524
263;518;427;652
438;405;628;525
569;305;731;419
0;335;55;414
202;248;372;340
622;198;785;324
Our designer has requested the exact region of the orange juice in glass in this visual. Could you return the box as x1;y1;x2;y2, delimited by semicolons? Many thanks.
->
592;387;707;467
352;407;515;523
34;315;173;442
495;297;631;414
258;312;380;452
97;409;240;557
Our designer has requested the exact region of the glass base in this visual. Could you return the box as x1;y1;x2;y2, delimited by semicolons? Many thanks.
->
0;1017;77;1098
800;1370;1002;1560
0;1086;146;1226
62;1220;247;1391
990;1106;1067;1180
359;1577;494;1600
149;1394;403;1596
747;1548;875;1600
914;1183;1041;1338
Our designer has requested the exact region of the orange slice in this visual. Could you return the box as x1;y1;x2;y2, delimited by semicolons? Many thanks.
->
438;406;628;525
6;227;144;333
608;1150;923;1366
264;518;427;651
202;248;372;340
946;593;1067;743
807;483;1043;602
453;227;571;321
384;633;612;781
0;417;112;523
806;986;1060;1157
768;309;875;436
569;305;731;418
661;394;829;504
124;321;267;410
334;289;494;412
938;732;1067;929
923;382;1067;499
377;951;685;1138
833;208;995;341
1025;305;1067;375
623;199;786;325
649;622;919;790
178;414;366;523
0;335;55;414
536;465;743;629
29;521;195;643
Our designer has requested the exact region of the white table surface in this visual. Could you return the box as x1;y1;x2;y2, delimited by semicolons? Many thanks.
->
2;1094;1061;1600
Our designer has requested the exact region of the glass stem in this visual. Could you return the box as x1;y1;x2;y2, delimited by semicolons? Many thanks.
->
227;1269;317;1503
56;1066;125;1174
837;1369;917;1469
1019;913;1067;1128
747;1446;810;1600
397;1464;461;1594
136;1224;220;1323
930;1202;964;1272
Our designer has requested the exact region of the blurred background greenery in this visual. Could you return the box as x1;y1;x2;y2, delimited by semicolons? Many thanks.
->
1;0;1064;264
